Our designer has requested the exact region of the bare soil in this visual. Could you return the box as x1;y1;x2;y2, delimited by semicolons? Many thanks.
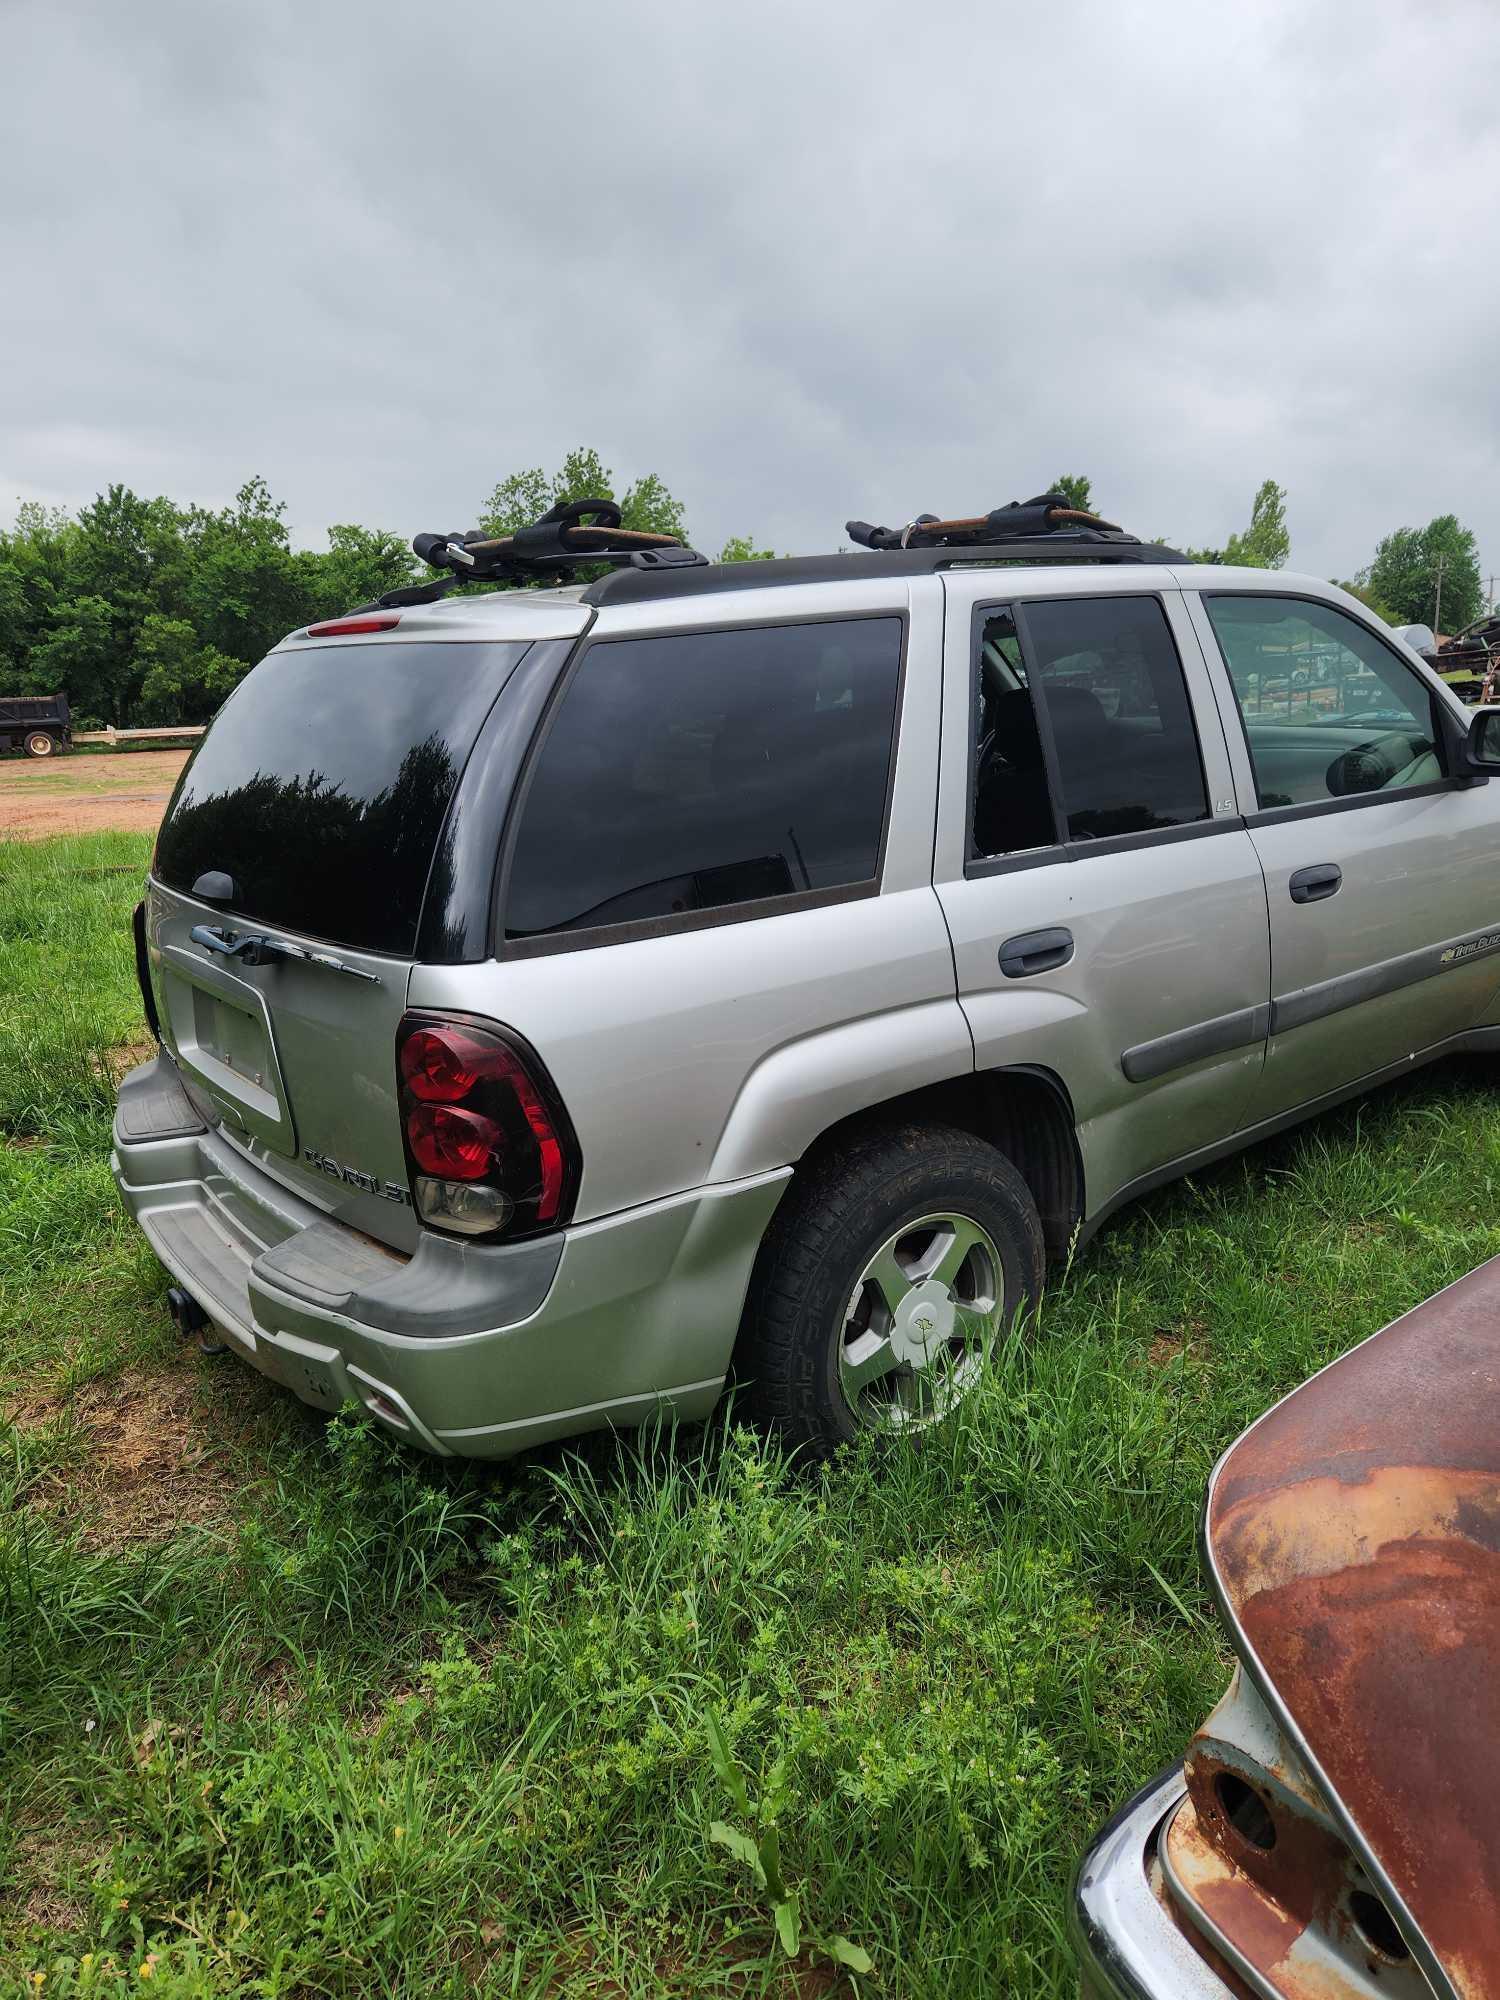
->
12;1360;277;1551
0;747;190;838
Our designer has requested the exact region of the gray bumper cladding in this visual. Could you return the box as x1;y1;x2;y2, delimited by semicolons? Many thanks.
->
111;1058;788;1460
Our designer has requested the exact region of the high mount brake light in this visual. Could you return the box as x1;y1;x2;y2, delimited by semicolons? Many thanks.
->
306;614;402;637
395;1014;578;1241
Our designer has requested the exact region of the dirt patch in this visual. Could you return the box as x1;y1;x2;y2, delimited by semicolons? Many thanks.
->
13;1362;273;1550
1146;1317;1207;1367
0;748;190;838
96;1039;157;1088
5;1823;99;1936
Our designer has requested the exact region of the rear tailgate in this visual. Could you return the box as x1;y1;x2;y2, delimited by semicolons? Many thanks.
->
147;878;420;1247
146;627;549;1250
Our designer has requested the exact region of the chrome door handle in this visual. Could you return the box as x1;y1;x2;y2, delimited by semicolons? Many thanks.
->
998;927;1074;978
1289;864;1342;904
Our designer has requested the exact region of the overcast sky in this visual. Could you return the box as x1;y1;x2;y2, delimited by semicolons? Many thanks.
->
4;0;1498;592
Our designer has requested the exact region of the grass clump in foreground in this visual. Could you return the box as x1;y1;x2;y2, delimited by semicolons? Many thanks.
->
4;832;1500;1997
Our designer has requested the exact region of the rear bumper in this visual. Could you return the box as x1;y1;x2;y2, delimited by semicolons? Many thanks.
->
112;1056;788;1458
1070;1768;1235;1999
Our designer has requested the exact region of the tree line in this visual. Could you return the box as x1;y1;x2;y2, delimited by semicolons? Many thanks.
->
0;456;1488;727
0;449;766;728
1055;471;1487;634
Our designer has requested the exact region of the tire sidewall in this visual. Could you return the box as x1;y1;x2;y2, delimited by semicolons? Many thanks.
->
24;731;57;758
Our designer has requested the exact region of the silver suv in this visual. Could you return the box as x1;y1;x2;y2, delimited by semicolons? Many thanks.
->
112;499;1500;1461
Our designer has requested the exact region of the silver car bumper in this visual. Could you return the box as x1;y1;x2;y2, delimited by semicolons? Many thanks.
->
112;1056;788;1458
1070;1767;1236;2000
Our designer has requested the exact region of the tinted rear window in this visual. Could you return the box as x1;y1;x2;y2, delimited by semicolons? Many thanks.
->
505;617;903;941
156;641;525;954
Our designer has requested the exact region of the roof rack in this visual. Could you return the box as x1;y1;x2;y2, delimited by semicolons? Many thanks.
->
362;498;709;609
351;492;1190;615
845;492;1132;550
583;492;1189;606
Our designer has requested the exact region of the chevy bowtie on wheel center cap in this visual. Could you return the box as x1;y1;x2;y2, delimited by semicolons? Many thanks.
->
838;1211;1003;1432
890;1278;958;1367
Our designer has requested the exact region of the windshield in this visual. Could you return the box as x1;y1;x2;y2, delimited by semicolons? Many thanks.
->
155;640;527;954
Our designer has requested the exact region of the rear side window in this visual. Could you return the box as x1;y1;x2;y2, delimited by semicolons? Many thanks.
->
156;641;526;955
505;618;902;941
1204;595;1442;809
971;595;1210;857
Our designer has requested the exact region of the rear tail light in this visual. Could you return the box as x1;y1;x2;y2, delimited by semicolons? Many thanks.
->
395;1014;579;1240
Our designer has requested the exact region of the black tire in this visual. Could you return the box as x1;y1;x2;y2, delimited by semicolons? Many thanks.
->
733;1120;1046;1458
24;730;58;758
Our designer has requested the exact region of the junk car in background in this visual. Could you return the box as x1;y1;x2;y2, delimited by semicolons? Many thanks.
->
1073;1256;1500;1999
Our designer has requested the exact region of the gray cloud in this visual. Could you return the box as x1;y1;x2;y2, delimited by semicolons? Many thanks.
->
4;0;1498;591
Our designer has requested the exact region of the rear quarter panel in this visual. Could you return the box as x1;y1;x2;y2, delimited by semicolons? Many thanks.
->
409;577;972;1220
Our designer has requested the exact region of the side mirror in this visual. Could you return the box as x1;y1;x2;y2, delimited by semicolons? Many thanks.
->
1469;707;1500;770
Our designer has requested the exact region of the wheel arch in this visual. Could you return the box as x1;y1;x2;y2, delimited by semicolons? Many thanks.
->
790;1063;1084;1262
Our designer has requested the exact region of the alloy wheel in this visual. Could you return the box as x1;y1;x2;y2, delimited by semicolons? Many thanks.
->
837;1210;1003;1429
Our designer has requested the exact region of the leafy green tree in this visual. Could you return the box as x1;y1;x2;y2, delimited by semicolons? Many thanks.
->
0;503;79;684
1050;474;1094;513
479;450;690;544
1223;479;1289;569
133;614;245;725
719;535;775;562
1;458;706;721
1364;515;1483;632
1181;479;1290;569
29;596;120;721
1335;577;1400;624
615;470;688;543
181;476;314;666
310;523;418;617
57;485;187;716
478;467;555;540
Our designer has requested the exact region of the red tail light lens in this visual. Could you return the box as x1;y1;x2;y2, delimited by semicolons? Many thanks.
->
406;1102;501;1180
401;1027;485;1103
395;1014;579;1239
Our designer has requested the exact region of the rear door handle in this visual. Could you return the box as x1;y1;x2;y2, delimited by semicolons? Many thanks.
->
1289;863;1342;904
998;926;1074;978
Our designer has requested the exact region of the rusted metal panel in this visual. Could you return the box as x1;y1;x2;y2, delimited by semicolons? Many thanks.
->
1204;1254;1500;2000
1164;1797;1373;1999
1150;1667;1431;1996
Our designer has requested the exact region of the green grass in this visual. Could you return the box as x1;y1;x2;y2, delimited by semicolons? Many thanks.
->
4;833;1500;1996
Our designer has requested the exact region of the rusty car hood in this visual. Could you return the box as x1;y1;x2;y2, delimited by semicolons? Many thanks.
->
1204;1255;1500;2000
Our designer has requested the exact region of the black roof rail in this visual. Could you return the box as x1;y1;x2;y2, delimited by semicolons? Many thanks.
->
584;493;1189;606
583;538;1191;607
